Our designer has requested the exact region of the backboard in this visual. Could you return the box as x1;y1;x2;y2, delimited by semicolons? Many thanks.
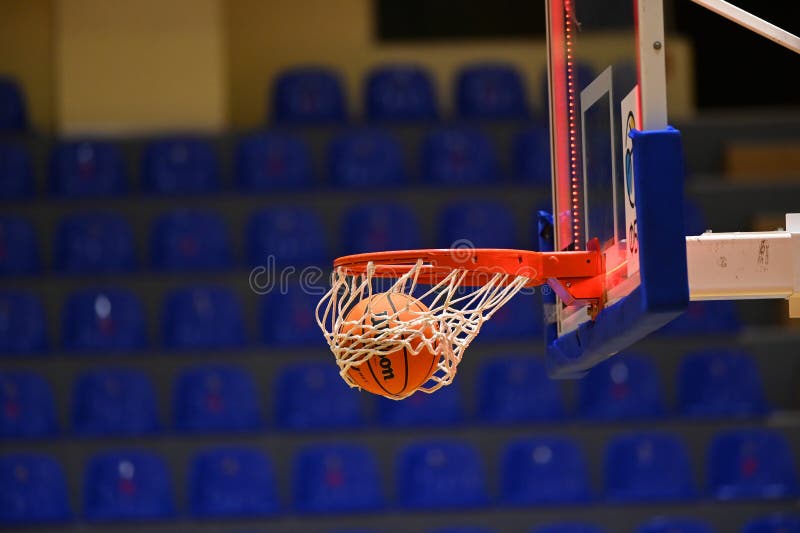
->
544;0;688;376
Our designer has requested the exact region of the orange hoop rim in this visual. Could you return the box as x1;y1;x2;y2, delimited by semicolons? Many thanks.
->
333;248;602;288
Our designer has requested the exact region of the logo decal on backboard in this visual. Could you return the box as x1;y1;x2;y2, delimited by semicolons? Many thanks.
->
621;87;640;277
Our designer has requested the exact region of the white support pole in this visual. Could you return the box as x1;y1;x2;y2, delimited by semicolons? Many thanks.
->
686;214;800;318
637;0;669;130
688;0;800;55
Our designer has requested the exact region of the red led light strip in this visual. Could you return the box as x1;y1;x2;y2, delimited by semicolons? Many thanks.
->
564;0;580;249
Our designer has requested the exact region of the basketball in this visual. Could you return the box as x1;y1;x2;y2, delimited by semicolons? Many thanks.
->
340;292;439;399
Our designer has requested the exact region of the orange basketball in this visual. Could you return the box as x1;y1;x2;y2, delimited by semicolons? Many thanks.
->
340;292;438;399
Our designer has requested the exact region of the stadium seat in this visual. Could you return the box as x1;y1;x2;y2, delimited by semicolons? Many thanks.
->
293;444;384;513
531;523;606;533
478;355;564;424
0;454;70;525
455;63;529;120
513;124;551;185
636;518;715;533
577;354;664;420
438;200;518;248
261;286;324;346
604;432;695;502
341;203;422;255
328;128;407;187
0;143;34;198
162;286;245;350
501;437;590;505
742;514;800;533
0;215;40;275
365;65;439;122
397;440;488;509
61;289;147;352
54;212;137;274
708;429;799;500
174;364;261;433
0;371;57;438
189;447;279;518
0;291;47;354
49;140;127;197
478;292;543;340
236;131;314;191
141;137;219;195
84;450;174;521
678;349;768;418
72;368;158;436
422;127;499;185
276;362;364;430
271;67;347;124
0;77;28;132
150;210;233;272
659;300;741;335
377;379;463;427
247;206;328;268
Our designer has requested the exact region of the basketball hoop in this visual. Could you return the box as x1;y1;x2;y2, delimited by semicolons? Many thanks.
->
316;247;603;397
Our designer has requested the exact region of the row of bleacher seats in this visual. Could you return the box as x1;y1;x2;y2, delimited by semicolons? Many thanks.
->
2;62;607;133
0;126;551;199
1;352;769;438
0;284;740;354
0;202;536;275
2;427;797;524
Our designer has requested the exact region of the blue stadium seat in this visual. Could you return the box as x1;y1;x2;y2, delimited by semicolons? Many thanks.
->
604;432;695;502
742;515;800;533
142;137;219;195
62;289;146;352
422;127;499;185
0;371;57;438
365;65;438;122
456;63;529;120
0;143;34;199
478;292;543;340
0;77;28;132
0;291;47;354
72;368;158;436
397;440;487;509
174;364;261;433
189;447;279;518
271;67;347;124
49;140;127;197
261;286;324;346
531;523;606;533
54;212;136;274
276;362;363;430
678;349;768;418
84;450;174;521
708;429;799;501
659;301;741;335
478;356;564;424
578;354;664;420
162;286;245;350
328;129;407;187
341;203;422;255
0;454;70;525
236;132;314;191
636;518;715;533
377;380;463;427
150;210;232;272
513;125;551;185
293;444;384;513
439;200;518;248
501;437;590;505
0;215;40;275
247;206;328;268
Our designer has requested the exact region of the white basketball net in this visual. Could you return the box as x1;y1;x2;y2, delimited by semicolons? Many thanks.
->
316;259;531;398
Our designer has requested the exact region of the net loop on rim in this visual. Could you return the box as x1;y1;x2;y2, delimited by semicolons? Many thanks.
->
316;256;533;398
